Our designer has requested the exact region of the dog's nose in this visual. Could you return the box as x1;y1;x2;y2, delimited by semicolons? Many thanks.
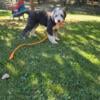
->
58;20;60;23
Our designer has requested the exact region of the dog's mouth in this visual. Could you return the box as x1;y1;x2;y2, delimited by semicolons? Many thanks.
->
56;21;65;27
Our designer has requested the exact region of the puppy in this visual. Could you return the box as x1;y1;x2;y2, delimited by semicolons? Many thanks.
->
21;7;66;44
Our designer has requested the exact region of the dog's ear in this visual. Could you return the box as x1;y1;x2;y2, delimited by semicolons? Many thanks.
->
50;8;56;21
62;7;66;19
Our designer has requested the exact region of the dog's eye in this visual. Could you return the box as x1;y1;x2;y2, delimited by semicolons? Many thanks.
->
61;14;64;18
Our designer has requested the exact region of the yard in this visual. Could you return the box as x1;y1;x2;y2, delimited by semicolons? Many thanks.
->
0;10;100;100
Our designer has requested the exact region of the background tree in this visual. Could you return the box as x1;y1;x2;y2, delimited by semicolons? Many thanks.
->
0;0;9;9
30;0;35;10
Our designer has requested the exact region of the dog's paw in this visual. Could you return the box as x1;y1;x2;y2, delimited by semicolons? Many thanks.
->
55;37;60;41
51;39;58;44
48;35;58;44
20;34;26;40
33;33;37;37
29;33;37;38
22;36;26;40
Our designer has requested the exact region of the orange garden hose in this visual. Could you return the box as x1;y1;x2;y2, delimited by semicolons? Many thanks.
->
9;34;48;60
9;22;65;60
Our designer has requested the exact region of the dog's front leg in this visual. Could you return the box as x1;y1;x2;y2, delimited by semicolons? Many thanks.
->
47;27;58;44
53;29;60;41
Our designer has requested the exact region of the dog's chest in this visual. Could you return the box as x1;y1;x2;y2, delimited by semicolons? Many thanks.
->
53;24;60;30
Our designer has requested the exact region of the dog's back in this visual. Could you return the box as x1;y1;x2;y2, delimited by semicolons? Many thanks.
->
28;10;48;26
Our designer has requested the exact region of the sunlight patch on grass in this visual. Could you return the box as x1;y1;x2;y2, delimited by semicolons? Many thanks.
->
14;23;25;29
0;36;5;40
83;70;97;84
0;16;11;19
66;14;100;22
92;29;100;34
36;25;46;33
54;54;64;65
6;63;18;75
67;34;74;39
30;74;38;86
41;73;57;100
87;35;100;42
0;19;26;29
17;60;25;66
42;53;64;65
5;37;12;47
70;61;82;74
7;33;13;39
35;25;47;37
6;42;11;47
42;52;49;58
97;76;100;84
71;47;100;66
0;33;14;40
75;35;88;44
41;72;52;85
0;10;11;16
59;31;66;37
48;96;56;100
3;33;14;47
66;25;79;31
41;72;49;78
42;52;53;58
91;42;100;52
47;82;64;95
41;72;69;99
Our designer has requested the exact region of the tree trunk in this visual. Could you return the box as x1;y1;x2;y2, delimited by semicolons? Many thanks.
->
82;0;87;4
91;0;94;5
30;0;34;10
0;0;10;9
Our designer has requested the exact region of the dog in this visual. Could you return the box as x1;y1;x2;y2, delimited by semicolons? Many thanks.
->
21;7;66;44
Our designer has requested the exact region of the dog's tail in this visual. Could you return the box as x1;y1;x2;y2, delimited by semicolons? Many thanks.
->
25;10;31;15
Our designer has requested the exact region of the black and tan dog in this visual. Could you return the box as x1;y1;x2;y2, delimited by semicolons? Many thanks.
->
21;7;66;44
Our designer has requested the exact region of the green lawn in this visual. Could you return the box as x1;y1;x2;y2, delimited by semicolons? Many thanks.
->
0;11;100;100
0;10;11;16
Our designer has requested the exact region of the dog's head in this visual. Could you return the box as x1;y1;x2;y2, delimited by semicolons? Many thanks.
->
51;7;66;24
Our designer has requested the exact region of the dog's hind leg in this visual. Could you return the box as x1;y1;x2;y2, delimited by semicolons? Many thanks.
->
21;23;38;38
21;14;38;38
29;24;38;38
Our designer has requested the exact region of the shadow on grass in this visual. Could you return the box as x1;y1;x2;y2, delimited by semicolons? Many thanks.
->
0;19;100;100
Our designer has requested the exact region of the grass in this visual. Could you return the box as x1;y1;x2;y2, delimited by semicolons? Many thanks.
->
0;10;100;100
0;10;11;16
